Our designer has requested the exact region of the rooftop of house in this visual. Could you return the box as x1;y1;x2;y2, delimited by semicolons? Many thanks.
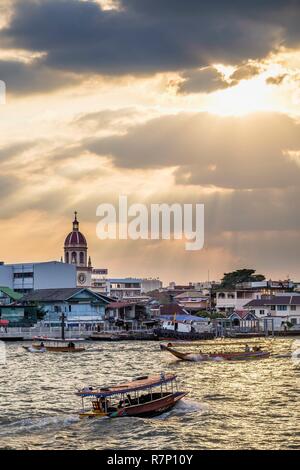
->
175;291;209;299
245;295;300;308
108;278;142;284
0;261;67;267
215;286;292;293
0;286;23;301
228;310;256;319
160;304;187;316
21;288;112;303
106;301;135;309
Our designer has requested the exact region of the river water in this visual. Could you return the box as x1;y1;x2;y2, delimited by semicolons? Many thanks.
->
0;338;299;450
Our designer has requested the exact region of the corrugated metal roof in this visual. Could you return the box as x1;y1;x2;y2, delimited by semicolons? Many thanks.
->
21;288;112;303
160;304;187;316
106;301;134;309
0;287;23;301
175;291;209;299
245;295;300;307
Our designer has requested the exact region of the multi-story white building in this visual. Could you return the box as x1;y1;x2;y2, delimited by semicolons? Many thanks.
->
91;269;108;293
105;278;149;303
215;281;292;314
0;261;77;294
215;289;261;313
141;278;163;293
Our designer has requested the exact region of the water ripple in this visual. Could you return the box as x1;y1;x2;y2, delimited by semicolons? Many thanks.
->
0;338;299;449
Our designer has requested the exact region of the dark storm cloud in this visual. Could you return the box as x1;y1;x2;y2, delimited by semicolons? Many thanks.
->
178;67;230;94
86;112;300;190
0;60;80;95
229;63;261;82
1;0;299;78
177;63;262;95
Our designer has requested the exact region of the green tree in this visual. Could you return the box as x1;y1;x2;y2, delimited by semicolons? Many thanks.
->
221;269;265;288
195;310;226;319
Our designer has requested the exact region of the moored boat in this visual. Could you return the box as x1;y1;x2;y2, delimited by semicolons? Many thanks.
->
160;343;270;361
77;373;187;418
24;338;85;353
23;311;86;353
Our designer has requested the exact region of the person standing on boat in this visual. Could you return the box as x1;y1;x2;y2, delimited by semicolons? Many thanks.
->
245;344;250;352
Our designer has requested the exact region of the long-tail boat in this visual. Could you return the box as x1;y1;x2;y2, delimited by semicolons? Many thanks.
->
23;312;86;353
23;338;86;353
76;373;187;418
160;343;270;361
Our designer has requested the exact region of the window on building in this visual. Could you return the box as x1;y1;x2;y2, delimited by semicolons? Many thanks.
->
218;293;225;298
290;318;297;325
13;272;34;279
80;252;84;264
69;305;72;312
291;305;296;311
271;305;276;310
259;310;265;315
71;252;77;264
277;305;287;311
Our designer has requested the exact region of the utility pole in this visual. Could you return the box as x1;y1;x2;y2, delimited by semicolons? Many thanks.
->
61;311;65;340
208;269;212;312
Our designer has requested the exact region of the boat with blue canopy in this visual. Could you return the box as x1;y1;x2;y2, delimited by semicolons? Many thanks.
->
76;373;187;418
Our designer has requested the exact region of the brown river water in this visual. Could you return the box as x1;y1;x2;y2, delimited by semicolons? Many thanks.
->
0;338;299;450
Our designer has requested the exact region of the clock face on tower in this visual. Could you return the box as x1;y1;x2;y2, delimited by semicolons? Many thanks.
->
78;272;87;285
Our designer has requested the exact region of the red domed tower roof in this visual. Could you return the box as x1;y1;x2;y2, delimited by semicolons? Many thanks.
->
64;212;87;247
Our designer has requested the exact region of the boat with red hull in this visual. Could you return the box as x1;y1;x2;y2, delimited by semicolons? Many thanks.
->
76;373;187;418
160;343;270;361
23;338;85;353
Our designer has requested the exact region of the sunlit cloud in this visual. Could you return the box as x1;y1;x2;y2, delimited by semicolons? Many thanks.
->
0;1;300;281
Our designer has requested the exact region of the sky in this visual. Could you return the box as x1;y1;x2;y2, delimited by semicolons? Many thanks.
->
0;0;300;284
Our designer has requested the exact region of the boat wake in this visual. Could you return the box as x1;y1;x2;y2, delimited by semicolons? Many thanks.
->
185;353;225;362
173;398;209;414
154;398;209;420
0;415;79;436
26;347;46;353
